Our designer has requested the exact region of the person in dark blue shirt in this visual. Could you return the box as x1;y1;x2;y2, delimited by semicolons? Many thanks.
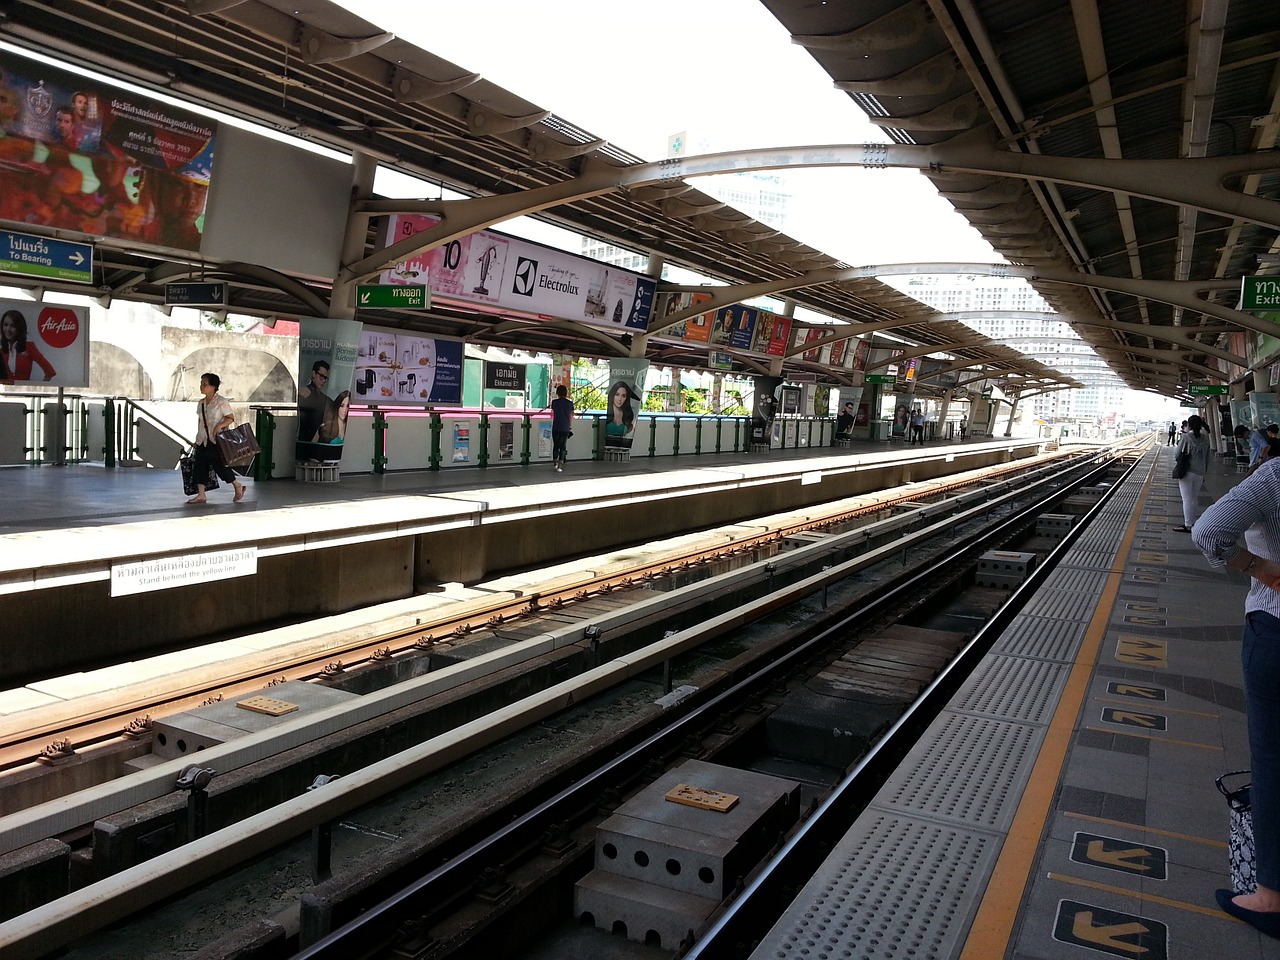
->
550;384;574;472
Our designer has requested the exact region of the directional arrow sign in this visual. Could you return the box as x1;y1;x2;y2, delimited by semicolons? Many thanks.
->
1071;832;1167;878
0;229;94;284
1107;682;1166;701
356;284;430;310
1101;708;1167;730
865;374;895;384
165;282;227;307
1054;901;1166;959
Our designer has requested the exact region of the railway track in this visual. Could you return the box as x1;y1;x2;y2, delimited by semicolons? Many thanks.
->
0;441;1146;960
0;445;1100;775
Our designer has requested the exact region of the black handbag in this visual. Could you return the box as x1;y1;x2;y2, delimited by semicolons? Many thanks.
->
215;423;260;467
1172;449;1191;479
179;451;220;496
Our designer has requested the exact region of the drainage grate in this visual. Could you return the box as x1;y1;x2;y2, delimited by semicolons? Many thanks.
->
951;655;1070;724
749;813;998;960
874;713;1043;830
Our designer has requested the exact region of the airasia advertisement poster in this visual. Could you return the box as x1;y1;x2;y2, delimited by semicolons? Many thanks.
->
0;50;216;252
0;297;89;387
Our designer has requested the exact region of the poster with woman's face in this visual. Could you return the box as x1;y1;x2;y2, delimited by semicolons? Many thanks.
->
0;298;89;387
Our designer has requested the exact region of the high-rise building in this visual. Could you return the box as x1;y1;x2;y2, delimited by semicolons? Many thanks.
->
893;275;1130;424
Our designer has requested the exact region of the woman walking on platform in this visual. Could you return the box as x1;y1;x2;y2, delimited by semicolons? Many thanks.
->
1193;457;1280;935
1172;414;1211;532
186;372;246;504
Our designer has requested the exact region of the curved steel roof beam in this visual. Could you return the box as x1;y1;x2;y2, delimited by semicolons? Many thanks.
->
297;26;394;64
834;50;959;98
343;144;1280;283
390;66;482;103
791;3;930;55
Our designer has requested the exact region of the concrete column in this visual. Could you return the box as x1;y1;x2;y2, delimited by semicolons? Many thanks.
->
331;151;379;320
939;389;954;439
1004;394;1020;437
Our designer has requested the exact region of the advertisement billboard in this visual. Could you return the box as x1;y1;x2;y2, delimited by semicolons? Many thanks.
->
354;324;464;407
0;49;216;253
297;318;362;464
0;297;89;387
378;215;656;333
604;359;650;452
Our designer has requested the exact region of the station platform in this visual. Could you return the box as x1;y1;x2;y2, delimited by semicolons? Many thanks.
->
750;440;1278;958
0;436;1043;684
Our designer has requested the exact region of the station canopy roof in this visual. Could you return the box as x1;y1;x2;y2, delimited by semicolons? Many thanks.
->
4;0;1276;400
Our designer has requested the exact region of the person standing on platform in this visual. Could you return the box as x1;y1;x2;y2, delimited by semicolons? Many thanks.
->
1172;413;1211;532
550;384;574;472
909;407;925;445
960;415;968;440
1249;424;1270;469
1192;457;1280;935
186;372;246;504
1168;421;1177;445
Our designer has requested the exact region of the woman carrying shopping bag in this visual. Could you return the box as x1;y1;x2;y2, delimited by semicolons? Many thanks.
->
186;371;247;504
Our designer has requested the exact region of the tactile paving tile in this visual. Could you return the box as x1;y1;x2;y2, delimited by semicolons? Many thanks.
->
950;655;1070;724
873;712;1044;831
992;614;1087;661
749;812;1000;960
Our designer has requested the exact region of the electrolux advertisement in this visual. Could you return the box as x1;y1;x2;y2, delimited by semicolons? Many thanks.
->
0;296;89;387
377;214;656;333
0;49;216;253
354;323;464;406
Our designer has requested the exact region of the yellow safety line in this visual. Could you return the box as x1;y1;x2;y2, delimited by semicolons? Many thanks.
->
1081;726;1221;750
959;457;1160;960
1062;811;1228;848
1046;872;1239;921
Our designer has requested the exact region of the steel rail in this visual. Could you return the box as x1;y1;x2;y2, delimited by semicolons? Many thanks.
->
0;451;1124;960
0;449;1092;771
287;453;1132;958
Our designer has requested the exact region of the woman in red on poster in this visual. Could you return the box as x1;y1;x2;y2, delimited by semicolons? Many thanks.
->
1;309;56;381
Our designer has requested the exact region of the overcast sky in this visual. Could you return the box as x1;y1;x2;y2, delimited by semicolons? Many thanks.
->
332;0;1003;268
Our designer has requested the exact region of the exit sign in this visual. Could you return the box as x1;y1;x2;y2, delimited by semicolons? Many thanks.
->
1188;384;1227;395
1241;276;1280;311
356;284;430;309
165;281;226;306
865;374;895;384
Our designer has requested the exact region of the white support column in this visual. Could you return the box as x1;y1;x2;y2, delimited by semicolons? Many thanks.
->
1004;394;1021;437
332;151;379;320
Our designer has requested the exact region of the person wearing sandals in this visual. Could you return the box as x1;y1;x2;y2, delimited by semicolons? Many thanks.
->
1193;455;1280;935
187;371;246;504
1172;413;1211;532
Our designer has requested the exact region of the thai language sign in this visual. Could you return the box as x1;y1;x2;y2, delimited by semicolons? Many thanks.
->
111;547;257;597
1242;276;1280;311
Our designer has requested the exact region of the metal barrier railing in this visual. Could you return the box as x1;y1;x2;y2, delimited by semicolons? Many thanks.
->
0;394;836;480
